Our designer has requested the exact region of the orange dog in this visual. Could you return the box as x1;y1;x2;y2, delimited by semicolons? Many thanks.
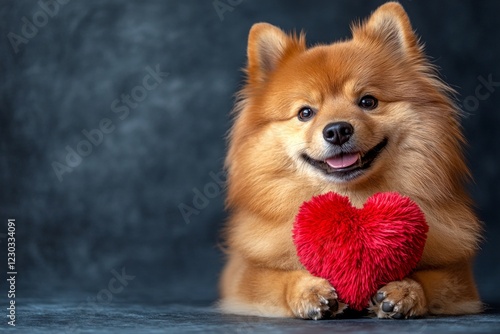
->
219;2;482;319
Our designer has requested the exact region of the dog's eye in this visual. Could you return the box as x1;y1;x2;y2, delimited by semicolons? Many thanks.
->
358;95;378;110
298;107;315;121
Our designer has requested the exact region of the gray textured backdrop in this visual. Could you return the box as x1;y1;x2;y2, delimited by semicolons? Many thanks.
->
1;0;499;306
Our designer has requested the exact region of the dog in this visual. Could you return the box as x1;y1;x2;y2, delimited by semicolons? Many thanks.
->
219;1;483;319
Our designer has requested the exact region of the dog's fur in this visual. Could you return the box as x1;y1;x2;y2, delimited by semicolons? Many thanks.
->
219;2;483;319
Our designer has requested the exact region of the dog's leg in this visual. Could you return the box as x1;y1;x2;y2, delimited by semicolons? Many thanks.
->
219;255;345;319
369;262;482;319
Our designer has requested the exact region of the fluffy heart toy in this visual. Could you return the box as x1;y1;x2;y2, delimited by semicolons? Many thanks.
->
293;192;428;311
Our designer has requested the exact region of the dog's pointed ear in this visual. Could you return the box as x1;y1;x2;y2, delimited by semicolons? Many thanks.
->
352;2;421;57
247;23;306;83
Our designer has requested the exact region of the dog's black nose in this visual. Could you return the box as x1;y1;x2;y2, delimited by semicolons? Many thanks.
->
323;122;354;146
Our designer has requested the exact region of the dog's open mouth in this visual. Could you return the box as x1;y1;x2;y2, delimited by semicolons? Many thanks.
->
302;138;388;180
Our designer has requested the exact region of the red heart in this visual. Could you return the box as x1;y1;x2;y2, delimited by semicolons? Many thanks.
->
293;192;428;311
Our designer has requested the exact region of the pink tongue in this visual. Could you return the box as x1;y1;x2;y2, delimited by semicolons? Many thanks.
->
325;153;360;169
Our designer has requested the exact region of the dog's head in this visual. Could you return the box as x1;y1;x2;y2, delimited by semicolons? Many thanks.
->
228;2;467;197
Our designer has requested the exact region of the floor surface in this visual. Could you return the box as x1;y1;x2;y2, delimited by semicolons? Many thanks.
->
7;299;500;333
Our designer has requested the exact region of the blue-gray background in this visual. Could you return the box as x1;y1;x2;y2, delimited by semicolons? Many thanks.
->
0;0;499;306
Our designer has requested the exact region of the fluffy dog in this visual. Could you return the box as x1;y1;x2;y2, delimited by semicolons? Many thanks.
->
219;2;482;319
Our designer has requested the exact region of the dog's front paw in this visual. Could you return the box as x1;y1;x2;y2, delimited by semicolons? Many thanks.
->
369;279;427;319
287;275;346;320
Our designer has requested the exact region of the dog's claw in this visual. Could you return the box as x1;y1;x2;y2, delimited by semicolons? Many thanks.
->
382;301;395;313
376;291;386;303
307;308;321;320
392;312;404;319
